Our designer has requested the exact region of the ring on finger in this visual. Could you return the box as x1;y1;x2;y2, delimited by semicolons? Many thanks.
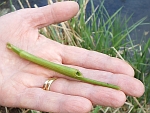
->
43;78;57;91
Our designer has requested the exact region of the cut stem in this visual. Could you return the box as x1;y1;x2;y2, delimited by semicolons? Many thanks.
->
6;43;120;90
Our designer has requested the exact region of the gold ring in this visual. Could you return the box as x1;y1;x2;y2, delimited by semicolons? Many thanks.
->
43;78;57;91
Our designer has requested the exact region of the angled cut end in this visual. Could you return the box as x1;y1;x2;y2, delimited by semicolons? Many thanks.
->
6;43;22;55
6;43;12;49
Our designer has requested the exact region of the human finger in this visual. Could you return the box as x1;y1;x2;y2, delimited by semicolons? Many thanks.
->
20;1;79;28
61;45;134;76
15;88;92;113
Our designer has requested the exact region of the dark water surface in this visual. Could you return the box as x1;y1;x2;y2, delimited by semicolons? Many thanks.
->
10;0;150;43
86;0;150;43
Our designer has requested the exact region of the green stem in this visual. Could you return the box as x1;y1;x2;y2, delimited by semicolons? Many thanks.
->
6;43;120;90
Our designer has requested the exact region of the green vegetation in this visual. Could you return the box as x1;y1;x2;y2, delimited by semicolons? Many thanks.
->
1;0;150;112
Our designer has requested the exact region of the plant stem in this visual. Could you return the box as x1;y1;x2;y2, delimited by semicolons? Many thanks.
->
6;43;120;90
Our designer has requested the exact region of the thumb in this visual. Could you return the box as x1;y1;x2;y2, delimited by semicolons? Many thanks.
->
28;1;79;28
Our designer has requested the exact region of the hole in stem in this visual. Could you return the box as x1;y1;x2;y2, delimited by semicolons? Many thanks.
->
76;71;83;77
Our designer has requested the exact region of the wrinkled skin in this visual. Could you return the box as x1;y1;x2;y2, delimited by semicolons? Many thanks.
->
0;1;144;113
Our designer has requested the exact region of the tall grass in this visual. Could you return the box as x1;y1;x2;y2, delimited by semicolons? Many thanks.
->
1;0;150;112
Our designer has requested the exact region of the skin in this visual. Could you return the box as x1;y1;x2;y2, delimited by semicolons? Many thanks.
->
0;1;144;113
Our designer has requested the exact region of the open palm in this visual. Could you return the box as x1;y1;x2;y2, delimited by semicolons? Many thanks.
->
0;1;144;113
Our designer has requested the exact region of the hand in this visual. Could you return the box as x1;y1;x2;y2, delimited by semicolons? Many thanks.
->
0;1;144;113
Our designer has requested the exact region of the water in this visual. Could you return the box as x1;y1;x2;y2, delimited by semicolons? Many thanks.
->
10;0;150;43
86;0;150;43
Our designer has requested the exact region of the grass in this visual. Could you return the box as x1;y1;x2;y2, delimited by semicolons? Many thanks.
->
1;0;150;112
